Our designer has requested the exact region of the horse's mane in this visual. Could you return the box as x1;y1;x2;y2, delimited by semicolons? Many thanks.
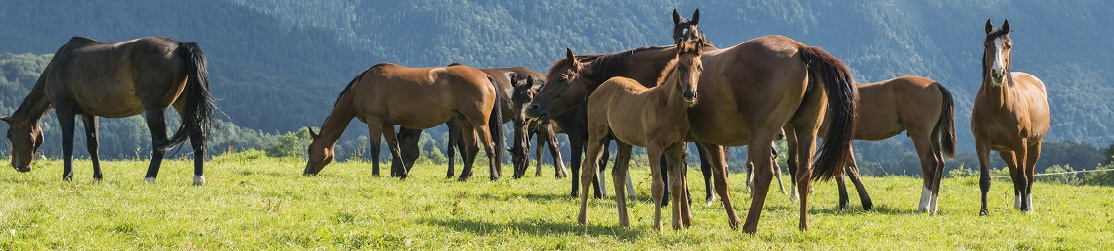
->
546;45;671;82
654;51;682;87
334;66;380;108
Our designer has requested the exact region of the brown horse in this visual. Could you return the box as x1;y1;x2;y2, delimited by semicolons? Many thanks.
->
508;75;567;178
1;36;217;185
784;75;956;213
527;9;858;233
303;63;504;181
972;20;1050;215
579;40;704;230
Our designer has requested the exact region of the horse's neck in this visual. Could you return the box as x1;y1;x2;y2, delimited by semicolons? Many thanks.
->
651;64;687;112
979;75;1017;108
12;74;52;123
586;47;675;89
317;104;356;147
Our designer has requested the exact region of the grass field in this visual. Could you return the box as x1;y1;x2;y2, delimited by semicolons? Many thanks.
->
2;151;1112;249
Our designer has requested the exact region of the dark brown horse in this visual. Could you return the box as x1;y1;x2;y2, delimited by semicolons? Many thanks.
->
784;75;956;213
579;40;704;230
527;9;858;233
973;20;1049;215
303;63;504;181
508;75;567;178
1;36;217;185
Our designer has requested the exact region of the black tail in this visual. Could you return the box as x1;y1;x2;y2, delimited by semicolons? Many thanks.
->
164;42;218;151
935;83;957;159
799;46;858;181
488;75;506;175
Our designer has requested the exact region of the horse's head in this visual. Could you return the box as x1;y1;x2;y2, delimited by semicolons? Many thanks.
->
526;48;591;121
983;19;1013;86
1;116;41;173
674;40;704;105
303;127;334;176
672;9;705;44
509;74;543;172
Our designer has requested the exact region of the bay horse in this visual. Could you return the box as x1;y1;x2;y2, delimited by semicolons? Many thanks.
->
579;40;704;230
302;63;504;181
972;19;1049;215
392;65;565;179
784;75;956;213
527;9;858;233
1;36;217;185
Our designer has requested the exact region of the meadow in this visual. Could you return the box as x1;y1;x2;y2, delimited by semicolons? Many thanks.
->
2;151;1112;249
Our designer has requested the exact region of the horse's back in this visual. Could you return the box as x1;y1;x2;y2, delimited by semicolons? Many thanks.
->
352;64;494;128
1012;72;1051;137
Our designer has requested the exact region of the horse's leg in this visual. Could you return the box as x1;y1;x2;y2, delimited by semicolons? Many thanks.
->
741;131;778;234
143;109;169;183
80;114;103;181
836;172;850;210
911;132;938;213
367;124;383;177
656;143;669;206
534;128;544;177
57;107;77;181
382;126;408;179
746;158;754;195
172;106;207;186
577;125;610;226
474;121;500;181
1023;142;1041;212
783;129;800;201
976;139;993;216
612;141;633;227
846;153;873;211
594;138;610;199
664;143;686;229
457;121;479;181
697;143;716;206
569;136;584;197
928;129;945;213
773;146;787;195
1000;150;1023;210
545;128;568;178
446;117;462;178
646;144;667;231
699;142;740;229
394;127;422;173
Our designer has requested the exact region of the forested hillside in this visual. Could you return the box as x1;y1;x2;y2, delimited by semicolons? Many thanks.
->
1;0;1112;174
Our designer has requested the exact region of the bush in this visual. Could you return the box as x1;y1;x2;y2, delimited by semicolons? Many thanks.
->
1037;164;1080;185
1082;164;1114;186
265;127;315;158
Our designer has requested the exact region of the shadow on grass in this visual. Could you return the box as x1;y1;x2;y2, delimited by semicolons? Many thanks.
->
810;204;920;215
420;217;646;241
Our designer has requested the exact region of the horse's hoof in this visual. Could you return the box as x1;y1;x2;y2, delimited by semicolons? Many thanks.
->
863;202;874;211
193;176;206;186
62;176;74;181
145;177;157;184
979;209;990;216
457;176;470;182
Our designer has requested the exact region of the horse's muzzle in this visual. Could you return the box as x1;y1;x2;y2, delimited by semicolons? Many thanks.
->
14;165;31;173
683;91;697;104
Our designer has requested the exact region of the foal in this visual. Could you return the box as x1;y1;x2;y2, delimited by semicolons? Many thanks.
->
578;40;704;230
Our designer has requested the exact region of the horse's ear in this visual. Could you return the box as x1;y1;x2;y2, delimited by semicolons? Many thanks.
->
1002;19;1010;33
0;116;10;124
307;127;318;139
672;9;681;25
691;9;700;25
985;19;993;34
525;75;534;85
565;47;579;70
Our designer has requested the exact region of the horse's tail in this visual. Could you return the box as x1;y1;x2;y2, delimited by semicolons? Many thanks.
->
165;42;218;152
488;75;506;175
799;46;858;181
935;83;957;159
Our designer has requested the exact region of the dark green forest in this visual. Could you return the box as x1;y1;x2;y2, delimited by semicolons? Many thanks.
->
1;0;1112;175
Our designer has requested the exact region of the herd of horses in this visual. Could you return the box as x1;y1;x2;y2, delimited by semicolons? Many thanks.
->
1;9;1050;234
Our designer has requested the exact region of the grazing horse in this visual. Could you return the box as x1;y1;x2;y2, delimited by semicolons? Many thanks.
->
972;19;1050;215
392;66;567;180
579;40;704;230
784;75;957;213
303;63;504;181
1;36;217;185
527;9;858;233
508;75;567;178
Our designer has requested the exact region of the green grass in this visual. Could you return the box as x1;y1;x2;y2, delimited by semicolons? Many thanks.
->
2;151;1112;249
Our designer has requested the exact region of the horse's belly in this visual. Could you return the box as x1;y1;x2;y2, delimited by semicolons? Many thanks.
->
75;94;145;117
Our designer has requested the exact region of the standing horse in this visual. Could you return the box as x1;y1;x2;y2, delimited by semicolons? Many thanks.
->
783;75;956;213
527;9;858;233
579;40;704;230
1;36;217;185
508;75;567;178
303;63;504;181
972;20;1050;215
391;66;566;180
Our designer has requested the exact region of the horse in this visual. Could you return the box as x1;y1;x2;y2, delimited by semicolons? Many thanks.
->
302;63;504;182
579;40;704;230
1;36;217;185
783;75;956;213
526;9;858;233
508;75;567;178
389;66;558;181
972;19;1050;215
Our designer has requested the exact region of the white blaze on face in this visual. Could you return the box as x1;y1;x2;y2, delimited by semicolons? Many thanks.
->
992;38;1006;75
919;187;932;212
